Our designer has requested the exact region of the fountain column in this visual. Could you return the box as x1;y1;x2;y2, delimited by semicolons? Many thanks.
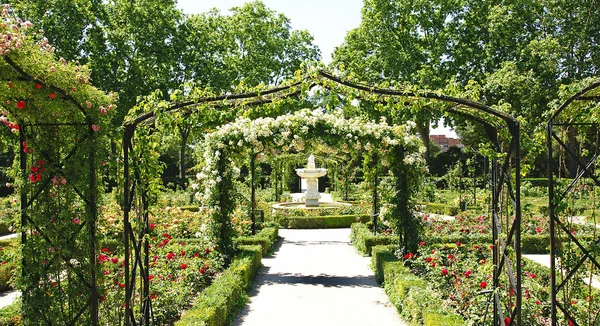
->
296;155;327;207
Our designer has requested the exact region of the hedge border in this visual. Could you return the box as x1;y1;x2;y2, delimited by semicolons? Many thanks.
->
234;227;279;256
175;228;279;326
350;223;397;256
371;245;465;326
352;222;593;256
277;214;369;229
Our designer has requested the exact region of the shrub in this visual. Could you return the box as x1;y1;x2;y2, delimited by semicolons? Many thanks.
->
277;214;369;229
175;245;263;326
234;227;279;256
350;223;397;256
0;301;22;326
419;202;458;216
370;245;466;326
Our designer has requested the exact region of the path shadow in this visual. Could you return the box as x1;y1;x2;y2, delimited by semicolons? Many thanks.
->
258;272;378;288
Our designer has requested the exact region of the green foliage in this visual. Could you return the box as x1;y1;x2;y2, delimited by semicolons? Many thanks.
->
276;214;369;229
370;245;466;325
419;202;459;216
0;301;21;326
174;245;263;326
234;227;279;256
350;223;397;256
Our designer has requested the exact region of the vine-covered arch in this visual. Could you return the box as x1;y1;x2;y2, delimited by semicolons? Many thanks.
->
193;108;425;256
123;67;522;325
1;5;115;325
547;79;600;325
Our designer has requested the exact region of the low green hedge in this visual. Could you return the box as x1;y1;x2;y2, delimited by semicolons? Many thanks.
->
350;223;397;256
0;301;21;326
424;234;596;254
234;227;279;256
418;202;458;216
179;206;200;212
175;245;262;326
278;214;369;229
371;245;465;326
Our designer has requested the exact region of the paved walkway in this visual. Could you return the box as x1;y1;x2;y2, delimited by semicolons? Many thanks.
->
233;229;407;326
0;233;19;309
524;254;600;290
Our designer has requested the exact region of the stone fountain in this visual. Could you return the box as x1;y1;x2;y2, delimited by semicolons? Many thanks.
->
295;155;327;207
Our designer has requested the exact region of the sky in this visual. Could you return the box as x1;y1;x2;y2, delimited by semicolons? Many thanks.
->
176;0;457;137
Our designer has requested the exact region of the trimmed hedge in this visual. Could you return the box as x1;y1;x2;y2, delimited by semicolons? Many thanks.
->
180;206;200;212
175;245;262;326
350;223;397;256
278;214;369;229
0;301;21;326
234;227;279;256
424;234;596;255
175;227;279;326
371;245;465;326
419;202;458;216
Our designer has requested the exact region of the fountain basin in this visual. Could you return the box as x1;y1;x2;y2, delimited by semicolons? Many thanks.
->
272;201;352;210
295;168;327;179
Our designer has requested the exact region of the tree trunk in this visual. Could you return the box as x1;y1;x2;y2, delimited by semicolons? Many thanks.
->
415;119;431;163
178;125;190;189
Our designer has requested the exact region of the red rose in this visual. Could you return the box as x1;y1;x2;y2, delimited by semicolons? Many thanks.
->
119;283;125;288
441;268;448;276
205;248;210;254
35;84;43;89
7;82;12;88
49;93;56;99
16;101;26;109
180;263;187;269
504;317;510;325
111;257;118;264
200;268;205;274
480;281;487;289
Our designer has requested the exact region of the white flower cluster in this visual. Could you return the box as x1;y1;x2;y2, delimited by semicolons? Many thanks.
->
194;108;425;207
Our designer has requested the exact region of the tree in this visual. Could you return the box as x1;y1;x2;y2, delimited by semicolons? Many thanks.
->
170;1;320;188
332;0;462;162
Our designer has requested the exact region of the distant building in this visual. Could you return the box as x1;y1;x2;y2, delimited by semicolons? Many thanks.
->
430;135;463;152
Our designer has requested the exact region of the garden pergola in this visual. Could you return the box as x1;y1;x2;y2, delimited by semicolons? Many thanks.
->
122;69;523;326
547;80;600;326
0;13;115;325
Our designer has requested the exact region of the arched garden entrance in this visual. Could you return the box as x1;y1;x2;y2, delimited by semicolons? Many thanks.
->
123;68;523;325
1;8;115;325
547;80;600;325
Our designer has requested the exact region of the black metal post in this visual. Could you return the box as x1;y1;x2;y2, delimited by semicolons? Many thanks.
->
372;153;378;234
19;127;27;302
514;124;522;326
492;155;499;326
275;160;279;202
250;153;256;235
547;121;557;326
123;126;133;326
142;191;150;326
88;126;98;326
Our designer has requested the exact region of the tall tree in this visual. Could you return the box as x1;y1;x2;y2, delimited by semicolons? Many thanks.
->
332;0;462;161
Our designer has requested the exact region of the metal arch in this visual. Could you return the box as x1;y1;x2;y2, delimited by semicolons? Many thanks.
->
2;55;100;325
122;70;522;325
547;80;600;326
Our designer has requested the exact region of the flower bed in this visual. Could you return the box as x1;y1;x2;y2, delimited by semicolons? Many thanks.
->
350;223;397;256
371;245;465;325
378;242;600;325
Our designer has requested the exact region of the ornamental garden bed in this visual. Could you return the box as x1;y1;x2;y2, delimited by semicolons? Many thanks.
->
0;196;279;325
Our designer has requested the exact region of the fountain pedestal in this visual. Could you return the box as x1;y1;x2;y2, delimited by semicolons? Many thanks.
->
296;155;327;207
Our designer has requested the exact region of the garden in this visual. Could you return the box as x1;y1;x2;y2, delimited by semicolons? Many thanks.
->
0;1;600;326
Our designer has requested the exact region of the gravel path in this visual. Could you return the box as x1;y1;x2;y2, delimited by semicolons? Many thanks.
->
232;228;407;326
